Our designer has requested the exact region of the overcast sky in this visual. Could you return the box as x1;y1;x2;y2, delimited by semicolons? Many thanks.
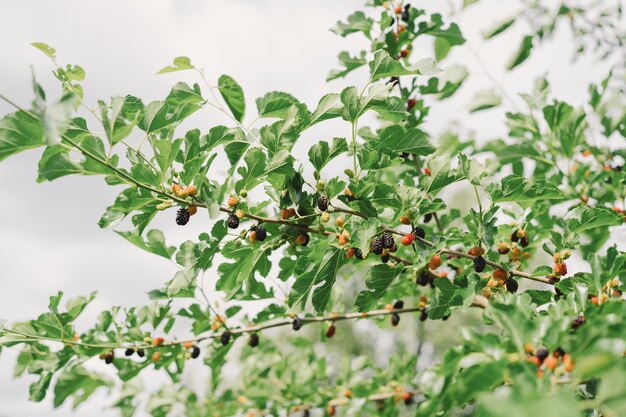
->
0;1;623;416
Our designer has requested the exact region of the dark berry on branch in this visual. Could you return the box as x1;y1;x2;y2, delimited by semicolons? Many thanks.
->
413;226;425;239
417;271;430;286
292;317;303;331
473;255;486;272
442;314;451;321
391;313;400;327
248;333;259;347
520;235;529;247
317;195;329;211
511;231;520;242
423;213;433;223
227;214;239;229
381;232;394;249
326;324;336;338
255;226;267;241
389;17;395;27
505;278;519;293
354;248;364;260
401;10;409;21
371;238;384;255
394;300;404;309
220;331;231;346
136;349;145;357
404;3;410;10
125;348;134;357
381;253;390;263
176;208;190;226
419;310;428;321
389;244;398;253
536;347;549;363
191;346;201;358
402;392;413;405
571;315;585;330
104;351;114;364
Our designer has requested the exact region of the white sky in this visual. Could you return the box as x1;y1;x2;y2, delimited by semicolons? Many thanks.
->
0;0;622;416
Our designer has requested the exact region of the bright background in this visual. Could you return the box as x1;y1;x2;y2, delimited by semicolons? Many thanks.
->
0;0;621;416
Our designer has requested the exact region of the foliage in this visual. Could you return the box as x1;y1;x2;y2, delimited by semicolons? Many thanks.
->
1;1;625;416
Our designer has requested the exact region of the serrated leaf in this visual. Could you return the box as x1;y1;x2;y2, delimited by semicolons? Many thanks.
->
331;11;373;38
157;56;194;74
489;175;564;204
355;264;404;311
469;89;501;112
308;138;348;172
369;50;440;81
565;206;624;234
370;125;435;156
255;91;300;118
0;111;45;162
507;35;533;70
217;75;245;122
31;42;56;59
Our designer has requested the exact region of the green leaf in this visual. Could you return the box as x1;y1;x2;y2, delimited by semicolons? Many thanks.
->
98;96;137;146
489;175;564;204
116;229;176;259
565;206;624;234
288;247;345;313
351;217;382;257
308;93;343;126
370;125;435;156
34;91;77;145
157;56;194;74
31;42;57;59
53;365;110;408
0;111;45;162
308;138;348;172
469;89;502;112
217;75;245;122
483;17;516;39
369;50;440;81
255;91;300;118
139;97;200;134
331;11;373;38
327;51;367;81
355;264;405;311
507;35;533;70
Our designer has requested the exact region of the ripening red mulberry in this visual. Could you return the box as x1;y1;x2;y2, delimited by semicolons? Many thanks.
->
326;324;336;338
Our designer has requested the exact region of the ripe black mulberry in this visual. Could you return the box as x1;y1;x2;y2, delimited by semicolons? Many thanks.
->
254;226;267;241
505;278;519;293
473;255;486;272
176;208;190;226
292;317;303;331
248;333;259;347
413;226;425;239
371;238;384;255
317;196;329;211
220;331;231;346
227;214;240;229
381;232;394;249
191;346;201;358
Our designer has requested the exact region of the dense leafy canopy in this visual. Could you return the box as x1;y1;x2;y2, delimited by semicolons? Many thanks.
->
1;1;625;417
